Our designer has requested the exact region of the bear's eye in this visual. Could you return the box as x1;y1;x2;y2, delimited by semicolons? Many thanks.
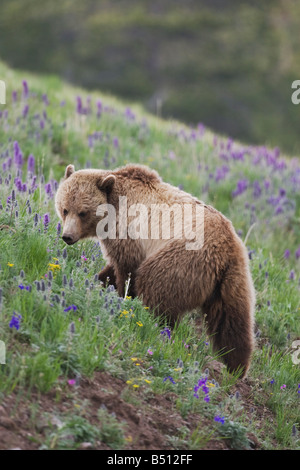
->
78;211;87;218
63;209;68;217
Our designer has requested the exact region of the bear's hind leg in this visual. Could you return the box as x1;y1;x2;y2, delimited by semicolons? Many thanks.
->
203;262;255;377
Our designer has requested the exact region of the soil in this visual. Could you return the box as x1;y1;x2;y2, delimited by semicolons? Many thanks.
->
0;360;272;451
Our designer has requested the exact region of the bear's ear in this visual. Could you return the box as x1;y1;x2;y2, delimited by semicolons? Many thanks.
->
64;164;75;179
97;174;116;192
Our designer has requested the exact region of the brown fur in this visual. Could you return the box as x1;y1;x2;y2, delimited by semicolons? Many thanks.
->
55;163;256;377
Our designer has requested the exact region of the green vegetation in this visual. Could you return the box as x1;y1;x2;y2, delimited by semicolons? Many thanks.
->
0;61;299;450
1;1;300;153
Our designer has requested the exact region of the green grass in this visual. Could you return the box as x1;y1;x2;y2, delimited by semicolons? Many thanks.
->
0;60;299;450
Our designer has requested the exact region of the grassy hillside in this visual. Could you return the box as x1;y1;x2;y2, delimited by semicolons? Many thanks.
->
1;0;300;153
0;61;299;450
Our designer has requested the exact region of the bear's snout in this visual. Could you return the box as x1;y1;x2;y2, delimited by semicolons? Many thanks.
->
62;233;77;245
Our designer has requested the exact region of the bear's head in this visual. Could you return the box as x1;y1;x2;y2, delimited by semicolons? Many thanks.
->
55;164;116;245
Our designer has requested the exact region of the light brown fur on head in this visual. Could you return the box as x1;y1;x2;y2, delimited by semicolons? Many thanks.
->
55;163;256;378
55;166;116;244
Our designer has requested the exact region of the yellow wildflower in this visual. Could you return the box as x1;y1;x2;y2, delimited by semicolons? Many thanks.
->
207;382;216;388
48;263;61;271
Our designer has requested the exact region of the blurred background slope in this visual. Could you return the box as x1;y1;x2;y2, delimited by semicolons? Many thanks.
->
0;0;300;153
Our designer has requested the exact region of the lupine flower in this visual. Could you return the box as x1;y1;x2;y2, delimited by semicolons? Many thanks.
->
284;249;290;259
42;94;49;106
22;105;29;118
64;304;78;312
18;284;31;291
289;270;295;281
214;415;225;424
232;179;248;197
160;327;171;340
163;376;176;384
22;80;29;99
13;141;23;167
124;107;135;120
96;100;102;118
194;376;210;402
76;96;82;114
43;213;50;231
9;312;22;330
44;183;52;197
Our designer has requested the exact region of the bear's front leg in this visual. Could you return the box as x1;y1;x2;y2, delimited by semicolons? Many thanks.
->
98;264;117;289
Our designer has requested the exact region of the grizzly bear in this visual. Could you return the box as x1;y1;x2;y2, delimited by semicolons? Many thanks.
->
55;163;255;377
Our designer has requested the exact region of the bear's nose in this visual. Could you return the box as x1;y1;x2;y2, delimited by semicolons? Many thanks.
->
62;234;75;245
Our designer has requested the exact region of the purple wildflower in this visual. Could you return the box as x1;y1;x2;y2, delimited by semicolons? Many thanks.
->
279;188;286;197
252;180;262;198
44;183;52;197
215;165;229;183
64;304;78;312
295;247;300;260
113;137;119;149
160;327;171;340
76;96;83;114
284;250;290;259
214;415;225;424
163;376;176;384
13;141;23;167
96;100;102;118
18;284;31;292
275;206;283;215
42;94;49;106
22;104;29;118
232;179;248;198
22;80;29;99
43;213;50;231
27;154;35;173
194;376;210;402
125;107;135;121
9;312;22;330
